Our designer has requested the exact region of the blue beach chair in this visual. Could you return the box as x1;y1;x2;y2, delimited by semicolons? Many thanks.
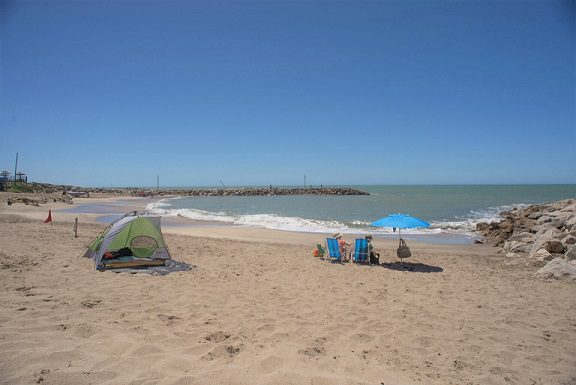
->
352;238;370;264
325;238;342;262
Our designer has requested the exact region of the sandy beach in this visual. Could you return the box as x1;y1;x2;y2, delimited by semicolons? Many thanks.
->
0;194;575;385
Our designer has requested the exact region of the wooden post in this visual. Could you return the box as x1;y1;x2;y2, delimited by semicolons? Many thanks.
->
74;218;78;238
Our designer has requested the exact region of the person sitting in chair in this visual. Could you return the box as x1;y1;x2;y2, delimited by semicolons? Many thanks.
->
365;235;380;265
333;233;351;261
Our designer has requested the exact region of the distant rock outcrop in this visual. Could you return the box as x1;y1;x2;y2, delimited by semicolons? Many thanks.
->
5;182;370;198
6;196;47;206
131;187;370;197
476;199;576;281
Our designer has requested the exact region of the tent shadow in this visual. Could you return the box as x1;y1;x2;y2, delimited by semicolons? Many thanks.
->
380;261;443;273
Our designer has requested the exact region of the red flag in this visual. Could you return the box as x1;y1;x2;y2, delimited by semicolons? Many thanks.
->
44;209;52;223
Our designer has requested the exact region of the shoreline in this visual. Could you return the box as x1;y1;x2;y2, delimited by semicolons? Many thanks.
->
72;196;478;245
0;193;476;249
0;193;497;262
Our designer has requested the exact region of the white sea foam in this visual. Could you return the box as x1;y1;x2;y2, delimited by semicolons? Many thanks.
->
148;206;237;223
145;199;525;236
425;203;530;235
147;199;347;232
148;205;441;235
146;198;176;211
235;214;349;233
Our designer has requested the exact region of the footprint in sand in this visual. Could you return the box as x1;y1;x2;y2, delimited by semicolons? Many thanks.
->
453;359;468;370
201;344;242;361
157;314;182;325
15;286;37;296
81;299;102;309
205;331;231;343
299;337;328;360
72;323;98;338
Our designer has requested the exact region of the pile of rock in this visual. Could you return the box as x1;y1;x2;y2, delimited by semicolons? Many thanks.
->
12;182;370;197
18;182;127;195
476;199;576;281
52;194;73;204
130;187;370;197
6;196;48;206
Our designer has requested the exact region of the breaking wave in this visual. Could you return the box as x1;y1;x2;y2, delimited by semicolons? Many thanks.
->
146;199;522;236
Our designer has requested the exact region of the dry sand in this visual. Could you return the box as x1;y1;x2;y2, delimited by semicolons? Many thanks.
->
0;194;575;385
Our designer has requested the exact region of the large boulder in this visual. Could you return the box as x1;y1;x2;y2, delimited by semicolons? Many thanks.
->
529;229;558;256
508;231;534;243
562;234;576;246
536;258;576;281
566;216;576;231
566;245;576;260
532;248;553;261
545;240;566;254
504;240;531;253
536;216;553;226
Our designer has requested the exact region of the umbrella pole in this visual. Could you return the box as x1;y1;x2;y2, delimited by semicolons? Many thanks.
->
398;228;403;265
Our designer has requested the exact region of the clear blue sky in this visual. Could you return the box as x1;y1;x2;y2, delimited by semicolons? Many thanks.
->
1;0;574;187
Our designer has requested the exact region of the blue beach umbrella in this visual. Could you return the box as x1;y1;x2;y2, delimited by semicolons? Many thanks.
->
371;213;430;230
371;214;430;263
371;213;430;240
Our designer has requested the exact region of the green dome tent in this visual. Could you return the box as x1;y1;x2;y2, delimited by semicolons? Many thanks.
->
84;212;172;270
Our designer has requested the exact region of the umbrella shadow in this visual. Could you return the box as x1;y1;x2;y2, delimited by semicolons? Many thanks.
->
380;261;443;273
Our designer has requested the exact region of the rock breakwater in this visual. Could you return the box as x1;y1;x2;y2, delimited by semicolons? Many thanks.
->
476;199;576;281
3;182;370;197
131;187;370;197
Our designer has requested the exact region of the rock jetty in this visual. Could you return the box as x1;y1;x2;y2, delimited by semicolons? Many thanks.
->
476;199;576;281
3;182;370;197
130;187;370;197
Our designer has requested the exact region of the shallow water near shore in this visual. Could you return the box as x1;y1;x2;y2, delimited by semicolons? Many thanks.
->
59;184;575;245
60;198;156;215
148;184;576;234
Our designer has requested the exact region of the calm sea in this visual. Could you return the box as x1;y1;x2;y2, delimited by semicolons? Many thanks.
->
147;185;576;243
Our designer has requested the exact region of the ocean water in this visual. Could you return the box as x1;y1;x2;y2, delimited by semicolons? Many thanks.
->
147;185;576;242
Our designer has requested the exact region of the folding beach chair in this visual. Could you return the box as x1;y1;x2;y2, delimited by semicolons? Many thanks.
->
352;238;370;264
325;238;342;262
315;244;326;258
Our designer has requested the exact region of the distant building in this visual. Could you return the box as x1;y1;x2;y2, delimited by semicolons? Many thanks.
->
0;171;9;191
15;172;27;183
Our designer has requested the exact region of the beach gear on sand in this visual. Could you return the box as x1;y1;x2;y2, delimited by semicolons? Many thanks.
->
352;238;370;264
371;213;430;262
83;211;191;274
313;244;326;258
325;238;343;262
397;238;412;261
